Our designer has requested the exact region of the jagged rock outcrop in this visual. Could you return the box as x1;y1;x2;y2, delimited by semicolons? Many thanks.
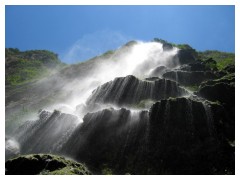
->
163;71;217;86
198;83;234;105
198;73;235;106
5;154;91;175
86;75;188;107
176;48;197;65
178;61;210;71
197;74;235;141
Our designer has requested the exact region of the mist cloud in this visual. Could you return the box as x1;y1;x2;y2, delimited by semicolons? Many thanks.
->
61;30;132;64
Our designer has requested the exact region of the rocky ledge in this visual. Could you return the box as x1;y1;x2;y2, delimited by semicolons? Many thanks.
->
5;154;91;175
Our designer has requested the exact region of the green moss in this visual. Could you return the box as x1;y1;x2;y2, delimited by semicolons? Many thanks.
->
200;73;235;89
101;164;113;175
134;99;155;109
101;50;115;57
174;44;193;50
153;38;194;50
6;154;91;175
184;85;199;92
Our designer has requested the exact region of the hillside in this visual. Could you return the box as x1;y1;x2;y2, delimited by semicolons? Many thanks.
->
5;39;235;175
5;48;66;86
198;50;235;70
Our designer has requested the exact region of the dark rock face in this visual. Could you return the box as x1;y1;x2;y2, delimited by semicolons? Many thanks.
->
223;64;235;73
148;98;234;174
5;154;91;175
86;75;188;107
176;49;197;65
162;43;174;51
163;71;217;86
198;83;234;106
197;74;235;142
62;98;234;174
178;61;209;72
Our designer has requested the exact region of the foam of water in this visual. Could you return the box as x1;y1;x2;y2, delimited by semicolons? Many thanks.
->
50;41;179;110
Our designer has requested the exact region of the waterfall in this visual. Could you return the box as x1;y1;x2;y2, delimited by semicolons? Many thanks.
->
10;110;80;156
202;102;216;137
6;40;234;175
4;41;187;161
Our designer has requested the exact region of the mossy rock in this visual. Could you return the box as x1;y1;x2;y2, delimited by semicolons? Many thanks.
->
5;154;91;175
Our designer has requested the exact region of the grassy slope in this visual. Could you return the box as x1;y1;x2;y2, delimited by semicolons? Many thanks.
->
5;48;66;86
198;50;234;70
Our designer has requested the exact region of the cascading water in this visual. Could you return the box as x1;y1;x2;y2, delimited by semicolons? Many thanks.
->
4;41;195;159
6;41;179;158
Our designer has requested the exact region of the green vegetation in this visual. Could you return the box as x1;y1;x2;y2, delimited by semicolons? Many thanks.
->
6;48;66;86
134;99;155;109
101;50;115;57
200;73;235;89
124;40;137;47
153;38;235;71
183;85;199;92
173;44;193;50
101;164;113;175
153;38;169;44
198;50;235;70
5;154;91;175
153;38;194;50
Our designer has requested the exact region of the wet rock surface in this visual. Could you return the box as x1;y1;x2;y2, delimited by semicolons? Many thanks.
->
86;75;188;107
163;71;217;86
59;98;234;174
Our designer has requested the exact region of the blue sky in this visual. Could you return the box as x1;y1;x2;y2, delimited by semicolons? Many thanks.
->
6;5;235;63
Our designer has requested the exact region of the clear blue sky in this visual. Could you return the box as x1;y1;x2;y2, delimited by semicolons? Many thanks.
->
6;5;235;63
